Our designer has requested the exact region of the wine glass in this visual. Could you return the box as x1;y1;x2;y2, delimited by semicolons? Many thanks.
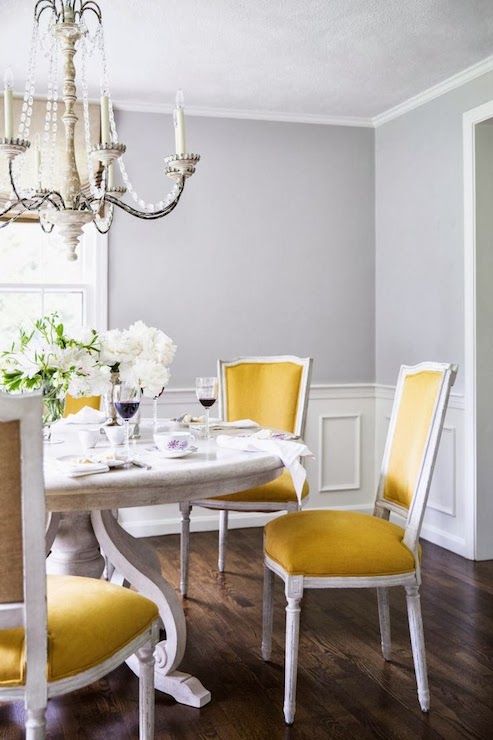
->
114;382;141;461
195;377;218;440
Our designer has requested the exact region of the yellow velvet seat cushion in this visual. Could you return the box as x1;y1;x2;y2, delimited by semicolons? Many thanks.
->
213;469;309;503
0;575;159;687
264;510;416;577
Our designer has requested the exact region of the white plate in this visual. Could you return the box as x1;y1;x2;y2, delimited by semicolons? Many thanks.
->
57;454;126;469
149;445;198;459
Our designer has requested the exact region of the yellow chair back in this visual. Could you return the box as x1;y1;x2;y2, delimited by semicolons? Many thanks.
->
222;359;309;434
63;395;101;418
382;370;442;510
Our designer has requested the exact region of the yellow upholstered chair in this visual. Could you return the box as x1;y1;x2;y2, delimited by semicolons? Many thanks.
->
262;362;457;724
0;390;159;739
179;355;312;596
63;394;101;417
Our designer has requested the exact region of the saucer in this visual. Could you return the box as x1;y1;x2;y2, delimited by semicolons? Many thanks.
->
148;445;198;459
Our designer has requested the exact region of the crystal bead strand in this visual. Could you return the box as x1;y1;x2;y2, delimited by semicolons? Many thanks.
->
18;20;39;140
42;31;58;189
98;26;180;213
81;36;105;201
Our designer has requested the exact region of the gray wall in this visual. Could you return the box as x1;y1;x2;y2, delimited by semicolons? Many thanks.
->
109;113;375;386
375;70;493;393
475;121;493;558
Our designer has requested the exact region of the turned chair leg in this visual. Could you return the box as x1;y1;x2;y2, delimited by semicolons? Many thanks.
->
377;587;392;660
218;509;228;572
262;563;274;660
179;501;191;596
137;640;156;740
25;707;46;740
283;576;303;725
405;584;430;712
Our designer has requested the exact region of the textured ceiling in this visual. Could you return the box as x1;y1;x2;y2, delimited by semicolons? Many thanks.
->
1;0;493;120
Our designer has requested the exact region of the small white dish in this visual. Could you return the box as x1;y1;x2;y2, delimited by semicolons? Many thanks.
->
151;445;198;459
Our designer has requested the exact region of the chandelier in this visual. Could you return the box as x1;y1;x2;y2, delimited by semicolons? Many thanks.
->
0;0;200;260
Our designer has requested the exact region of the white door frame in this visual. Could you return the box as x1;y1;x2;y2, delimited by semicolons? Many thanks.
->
463;99;493;560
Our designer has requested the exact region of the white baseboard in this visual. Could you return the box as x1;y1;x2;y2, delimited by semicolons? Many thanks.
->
121;511;282;538
420;522;469;557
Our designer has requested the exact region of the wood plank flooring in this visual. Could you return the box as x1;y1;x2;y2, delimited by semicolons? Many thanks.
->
0;529;492;739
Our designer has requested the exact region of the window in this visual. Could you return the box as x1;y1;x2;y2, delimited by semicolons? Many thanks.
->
0;223;107;346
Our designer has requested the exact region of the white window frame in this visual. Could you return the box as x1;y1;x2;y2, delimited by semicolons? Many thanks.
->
0;225;108;332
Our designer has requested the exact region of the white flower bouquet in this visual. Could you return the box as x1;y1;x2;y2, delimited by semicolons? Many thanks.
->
100;320;176;398
0;314;110;426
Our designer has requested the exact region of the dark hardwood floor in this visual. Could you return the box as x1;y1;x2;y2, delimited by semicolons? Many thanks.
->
1;529;492;739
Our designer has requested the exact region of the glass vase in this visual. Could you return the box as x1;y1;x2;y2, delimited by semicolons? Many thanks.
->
104;370;121;426
42;385;64;442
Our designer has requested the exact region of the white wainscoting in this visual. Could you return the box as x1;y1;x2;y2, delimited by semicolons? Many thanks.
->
375;385;467;557
119;384;376;538
120;383;467;558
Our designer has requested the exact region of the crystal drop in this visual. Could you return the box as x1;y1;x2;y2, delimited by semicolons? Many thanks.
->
132;192;139;203
148;204;155;211
28;97;33;106
46;101;51;111
44;123;50;132
138;199;145;209
27;107;32;117
22;102;28;112
20;113;26;123
52;124;57;133
157;200;164;209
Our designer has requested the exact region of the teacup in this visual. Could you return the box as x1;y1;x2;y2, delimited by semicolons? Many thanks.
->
78;429;99;450
104;425;126;446
154;431;195;455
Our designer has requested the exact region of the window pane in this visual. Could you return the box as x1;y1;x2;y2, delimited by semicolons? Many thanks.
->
0;222;84;284
42;234;84;283
0;292;42;348
43;291;84;333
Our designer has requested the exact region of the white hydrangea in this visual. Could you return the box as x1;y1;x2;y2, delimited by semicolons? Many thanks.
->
100;321;176;397
68;363;112;397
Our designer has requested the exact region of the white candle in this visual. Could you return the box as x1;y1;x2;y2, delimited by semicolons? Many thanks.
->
174;89;187;154
107;162;114;190
100;95;110;145
4;68;14;140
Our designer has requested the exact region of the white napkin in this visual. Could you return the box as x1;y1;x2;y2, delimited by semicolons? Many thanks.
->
216;432;313;504
63;406;107;425
211;419;260;429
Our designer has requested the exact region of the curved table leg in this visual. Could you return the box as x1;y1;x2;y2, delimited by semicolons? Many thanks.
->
45;512;62;556
91;509;211;708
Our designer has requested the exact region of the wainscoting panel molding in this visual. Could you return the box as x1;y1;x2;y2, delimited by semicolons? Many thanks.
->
120;383;467;557
318;414;361;492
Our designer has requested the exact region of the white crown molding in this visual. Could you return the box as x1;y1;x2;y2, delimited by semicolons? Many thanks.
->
112;99;374;128
373;54;493;127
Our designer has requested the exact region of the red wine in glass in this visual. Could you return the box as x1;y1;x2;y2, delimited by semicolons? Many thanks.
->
199;398;216;409
195;377;218;439
115;401;140;419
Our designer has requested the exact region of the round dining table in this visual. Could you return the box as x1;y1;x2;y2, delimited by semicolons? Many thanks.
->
43;421;284;708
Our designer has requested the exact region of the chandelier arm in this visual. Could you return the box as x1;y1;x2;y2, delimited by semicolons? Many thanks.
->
104;179;185;220
39;219;55;234
8;160;22;203
0;203;31;228
79;1;102;23
94;204;114;234
34;0;57;22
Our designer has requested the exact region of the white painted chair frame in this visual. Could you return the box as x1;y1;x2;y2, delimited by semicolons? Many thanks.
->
0;391;160;739
179;355;312;596
261;362;458;725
